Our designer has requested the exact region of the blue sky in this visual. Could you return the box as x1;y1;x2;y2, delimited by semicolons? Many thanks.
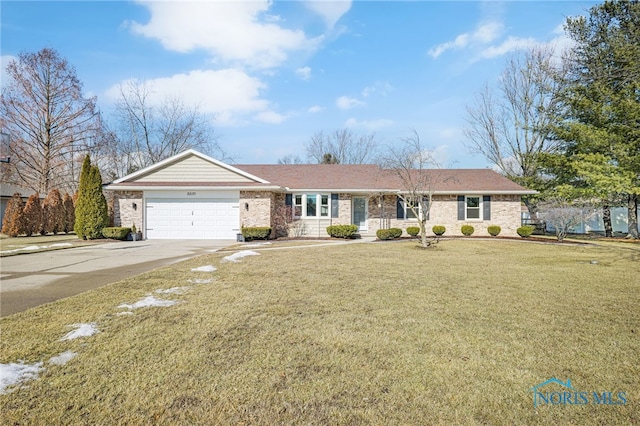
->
1;1;598;167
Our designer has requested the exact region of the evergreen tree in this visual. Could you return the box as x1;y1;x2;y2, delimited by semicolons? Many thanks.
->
63;192;75;234
1;193;26;237
23;193;43;237
43;189;65;235
74;155;108;239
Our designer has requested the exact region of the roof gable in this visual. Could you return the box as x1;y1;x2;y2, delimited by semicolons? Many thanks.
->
112;149;268;184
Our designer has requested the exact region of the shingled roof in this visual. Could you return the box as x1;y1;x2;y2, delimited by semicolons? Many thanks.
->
235;164;535;194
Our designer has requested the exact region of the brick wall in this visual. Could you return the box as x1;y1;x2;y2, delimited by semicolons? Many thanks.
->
239;191;272;229
112;191;143;235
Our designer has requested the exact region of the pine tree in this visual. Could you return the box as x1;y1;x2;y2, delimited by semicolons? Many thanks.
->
23;193;43;237
63;192;75;234
1;193;26;237
74;155;91;239
43;189;65;235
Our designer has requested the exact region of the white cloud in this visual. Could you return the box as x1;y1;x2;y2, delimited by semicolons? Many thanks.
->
305;1;352;29
308;105;325;113
295;66;312;80
255;110;288;124
336;95;365;110
480;36;540;59
428;21;503;58
128;1;320;69
105;69;269;126
361;81;393;98
344;118;394;130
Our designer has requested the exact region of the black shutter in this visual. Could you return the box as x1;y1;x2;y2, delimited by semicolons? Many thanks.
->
396;196;404;219
285;194;292;206
422;196;430;220
483;195;491;220
457;196;465;220
331;194;339;218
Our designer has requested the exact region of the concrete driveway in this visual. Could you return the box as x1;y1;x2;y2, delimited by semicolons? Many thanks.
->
0;239;235;317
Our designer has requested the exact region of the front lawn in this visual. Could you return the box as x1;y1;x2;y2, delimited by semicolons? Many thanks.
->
1;240;638;424
0;233;99;256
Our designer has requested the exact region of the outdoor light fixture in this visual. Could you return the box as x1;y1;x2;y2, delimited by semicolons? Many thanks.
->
132;202;137;210
245;202;249;211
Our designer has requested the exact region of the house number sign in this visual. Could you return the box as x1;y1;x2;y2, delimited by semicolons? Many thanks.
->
187;192;196;196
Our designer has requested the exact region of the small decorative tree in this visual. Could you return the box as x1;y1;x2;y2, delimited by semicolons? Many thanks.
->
63;192;75;234
74;155;108;239
539;197;594;242
43;189;65;235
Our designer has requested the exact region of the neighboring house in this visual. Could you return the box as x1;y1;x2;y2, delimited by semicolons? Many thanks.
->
0;183;39;227
104;149;536;240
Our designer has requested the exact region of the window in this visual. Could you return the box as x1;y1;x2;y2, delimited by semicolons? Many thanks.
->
293;194;331;218
397;196;429;220
466;196;480;219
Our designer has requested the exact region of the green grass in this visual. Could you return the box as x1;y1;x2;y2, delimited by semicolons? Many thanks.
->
1;240;638;424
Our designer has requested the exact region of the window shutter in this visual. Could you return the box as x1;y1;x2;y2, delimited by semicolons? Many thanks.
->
331;194;339;218
396;196;404;219
285;194;292;206
422;196;430;220
457;196;465;220
483;195;491;220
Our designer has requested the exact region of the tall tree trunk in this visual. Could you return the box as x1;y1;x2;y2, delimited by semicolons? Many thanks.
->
602;204;613;238
627;194;639;239
523;196;539;224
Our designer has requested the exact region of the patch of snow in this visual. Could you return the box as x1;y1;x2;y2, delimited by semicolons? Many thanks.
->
116;311;133;316
155;287;188;294
60;323;99;341
1;243;73;254
118;296;177;310
49;243;72;248
0;361;44;394
191;265;217;272
223;250;260;262
49;351;77;366
187;278;213;284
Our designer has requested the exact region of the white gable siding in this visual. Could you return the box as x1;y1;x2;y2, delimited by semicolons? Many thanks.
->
133;155;254;183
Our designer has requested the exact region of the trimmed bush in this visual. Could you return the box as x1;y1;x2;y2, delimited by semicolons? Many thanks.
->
43;189;65;235
389;228;403;238
74;155;108;240
63;192;75;234
326;224;358;239
406;226;420;237
487;225;501;237
461;224;475;236
376;229;392;240
102;227;131;240
23;193;43;237
242;226;271;240
1;193;26;237
432;225;446;236
517;225;535;238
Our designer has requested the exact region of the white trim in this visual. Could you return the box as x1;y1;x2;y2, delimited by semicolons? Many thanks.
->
352;196;369;231
465;195;483;221
292;193;332;219
105;184;282;191
111;149;270;184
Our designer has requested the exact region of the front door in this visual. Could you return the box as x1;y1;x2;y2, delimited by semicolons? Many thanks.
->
352;197;368;231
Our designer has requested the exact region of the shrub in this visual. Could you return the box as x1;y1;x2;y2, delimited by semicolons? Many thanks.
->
63;192;75;234
517;225;535;238
102;227;131;240
432;225;446;236
242;226;271;240
23;193;43;237
1;193;26;237
376;229;392;240
461;224;475;236
43;189;65;235
326;224;358;238
74;155;108;240
406;226;420;237
487;225;501;237
389;227;403;238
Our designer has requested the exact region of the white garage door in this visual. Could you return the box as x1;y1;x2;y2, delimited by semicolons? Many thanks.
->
146;198;240;239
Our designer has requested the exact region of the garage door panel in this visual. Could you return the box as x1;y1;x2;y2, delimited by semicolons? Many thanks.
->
146;197;239;240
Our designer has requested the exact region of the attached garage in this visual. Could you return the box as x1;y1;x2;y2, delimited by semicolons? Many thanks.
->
146;196;240;240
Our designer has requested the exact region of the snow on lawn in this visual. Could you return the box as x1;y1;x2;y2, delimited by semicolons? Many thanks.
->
0;243;72;254
244;242;272;248
0;361;44;394
191;265;217;272
187;278;213;284
60;323;99;341
49;351;77;366
223;250;260;262
118;296;177;310
155;287;189;295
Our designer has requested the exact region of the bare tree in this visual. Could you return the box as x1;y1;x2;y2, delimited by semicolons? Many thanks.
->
277;154;303;164
306;128;378;164
464;46;564;221
0;48;102;194
539;197;594;242
381;130;445;248
111;79;223;177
